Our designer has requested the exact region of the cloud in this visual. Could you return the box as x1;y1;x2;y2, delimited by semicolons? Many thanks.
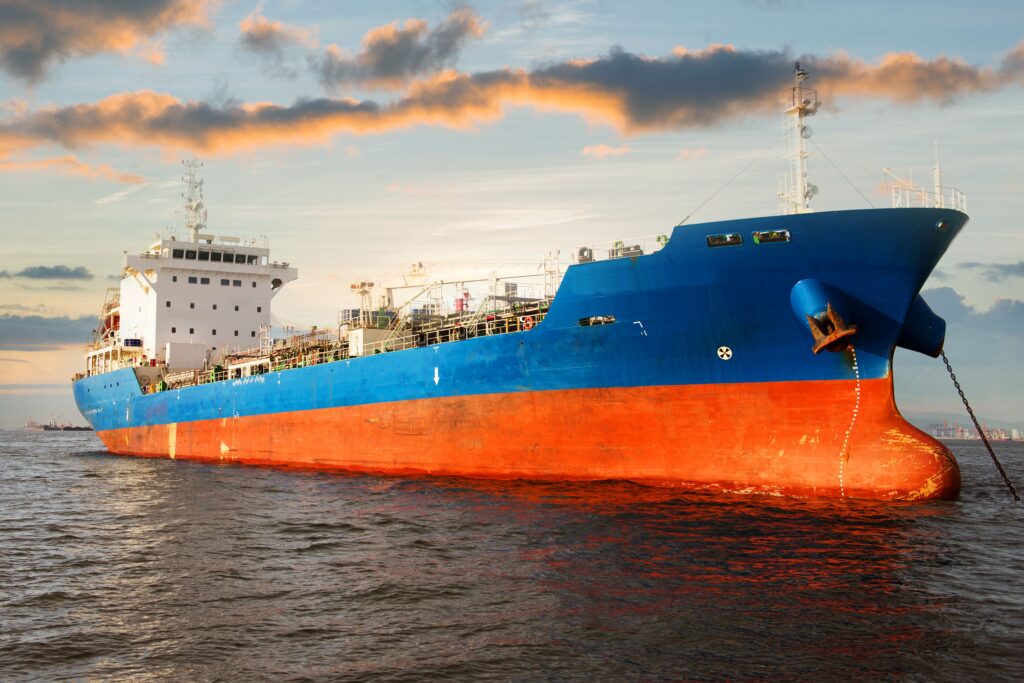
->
312;8;486;90
238;9;316;79
676;147;707;160
0;154;143;183
581;143;630;158
1;42;1023;157
957;260;1024;282
0;0;214;82
0;314;95;350
518;0;550;32
894;287;1024;422
922;287;1024;339
0;303;51;313
8;265;94;280
94;183;145;205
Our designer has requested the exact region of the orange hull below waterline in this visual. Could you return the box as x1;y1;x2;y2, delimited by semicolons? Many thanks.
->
97;377;960;501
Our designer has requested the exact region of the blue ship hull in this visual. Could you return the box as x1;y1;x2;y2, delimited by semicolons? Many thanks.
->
73;208;967;499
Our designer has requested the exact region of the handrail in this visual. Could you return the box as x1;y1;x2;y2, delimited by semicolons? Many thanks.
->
131;304;551;393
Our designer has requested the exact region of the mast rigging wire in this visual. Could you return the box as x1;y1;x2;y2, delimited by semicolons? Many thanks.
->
674;133;785;227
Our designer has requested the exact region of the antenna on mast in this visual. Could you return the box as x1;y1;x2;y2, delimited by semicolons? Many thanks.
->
779;63;821;215
182;157;206;242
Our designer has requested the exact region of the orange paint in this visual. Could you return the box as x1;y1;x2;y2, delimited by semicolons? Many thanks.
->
96;377;959;501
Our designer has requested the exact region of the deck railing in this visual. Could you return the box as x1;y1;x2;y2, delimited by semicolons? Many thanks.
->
573;234;670;264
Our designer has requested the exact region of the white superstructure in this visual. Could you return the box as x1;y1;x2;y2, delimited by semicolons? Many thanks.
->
84;161;297;376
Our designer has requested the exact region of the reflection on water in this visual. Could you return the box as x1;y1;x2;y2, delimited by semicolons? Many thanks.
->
1;432;1022;681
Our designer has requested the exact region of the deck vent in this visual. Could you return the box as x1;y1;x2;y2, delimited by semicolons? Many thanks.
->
579;315;616;326
752;229;791;244
706;233;743;248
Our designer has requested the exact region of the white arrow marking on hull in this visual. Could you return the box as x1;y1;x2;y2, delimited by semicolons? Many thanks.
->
433;367;440;385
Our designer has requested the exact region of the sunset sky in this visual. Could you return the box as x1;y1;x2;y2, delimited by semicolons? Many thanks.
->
1;0;1022;427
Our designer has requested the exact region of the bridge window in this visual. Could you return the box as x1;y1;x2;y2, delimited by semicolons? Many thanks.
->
234;254;247;264
185;250;197;260
706;233;743;248
187;276;198;284
172;275;178;282
198;250;210;261
247;255;258;265
200;277;210;285
220;279;229;286
211;252;222;262
752;229;791;244
232;280;241;287
172;248;184;259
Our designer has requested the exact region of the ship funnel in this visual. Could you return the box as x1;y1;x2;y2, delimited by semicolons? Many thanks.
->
896;294;946;357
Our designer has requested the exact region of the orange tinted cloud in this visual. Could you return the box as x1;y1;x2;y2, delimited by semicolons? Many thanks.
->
0;154;143;183
313;8;486;90
1;42;1022;157
676;147;707;160
582;144;630;158
813;50;1001;103
238;9;316;79
0;0;213;82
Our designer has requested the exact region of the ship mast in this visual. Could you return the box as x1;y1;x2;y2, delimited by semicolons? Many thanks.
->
779;63;821;215
182;157;207;242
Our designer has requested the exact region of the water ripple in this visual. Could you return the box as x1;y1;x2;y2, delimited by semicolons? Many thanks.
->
0;431;1022;681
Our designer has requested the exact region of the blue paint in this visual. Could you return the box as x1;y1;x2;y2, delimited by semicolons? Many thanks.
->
74;207;966;432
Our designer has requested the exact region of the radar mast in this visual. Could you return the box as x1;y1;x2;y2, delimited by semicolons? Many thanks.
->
779;63;821;214
182;157;207;242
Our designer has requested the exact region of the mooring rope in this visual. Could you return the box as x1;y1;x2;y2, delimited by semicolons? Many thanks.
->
940;350;1020;502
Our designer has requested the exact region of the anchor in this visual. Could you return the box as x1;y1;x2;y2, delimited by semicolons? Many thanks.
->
806;302;858;354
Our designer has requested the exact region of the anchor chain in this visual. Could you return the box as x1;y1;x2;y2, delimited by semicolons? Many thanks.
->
940;350;1020;502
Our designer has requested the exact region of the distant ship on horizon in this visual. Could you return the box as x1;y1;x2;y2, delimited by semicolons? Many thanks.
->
24;418;93;432
70;67;968;500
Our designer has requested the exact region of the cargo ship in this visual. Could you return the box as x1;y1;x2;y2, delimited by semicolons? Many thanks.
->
72;69;967;500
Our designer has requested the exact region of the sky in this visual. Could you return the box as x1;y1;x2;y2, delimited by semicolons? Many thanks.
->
0;0;1022;428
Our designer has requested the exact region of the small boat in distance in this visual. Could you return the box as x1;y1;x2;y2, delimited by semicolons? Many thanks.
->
25;417;94;432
